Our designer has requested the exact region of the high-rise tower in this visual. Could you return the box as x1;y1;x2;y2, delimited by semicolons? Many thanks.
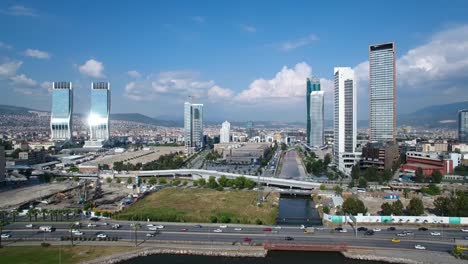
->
306;78;320;146
184;102;204;153
50;82;73;141
369;42;396;143
459;109;468;143
220;121;230;143
88;82;111;141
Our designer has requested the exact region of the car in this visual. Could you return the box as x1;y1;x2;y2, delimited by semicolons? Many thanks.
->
243;237;252;242
69;229;80;233
213;229;223;233
404;231;414;235
387;227;396;231
365;230;375;236
391;238;401;243
97;234;107;238
102;222;108;226
461;229;468;232
464;236;468;240
430;232;441;236
418;227;428;231
300;225;306;230
25;224;33;228
303;229;314;234
274;226;282;229
147;224;154;227
234;228;242;231
194;224;203;228
334;227;343;231
148;226;158;231
112;224;120;229
90;217;100;222
339;229;348;233
87;223;96;228
155;225;164;229
357;227;368;231
180;228;188;232
219;225;228;228
414;244;426;250
372;228;381;232
146;233;154;237
73;231;84;236
396;233;407;237
263;228;272;232
1;234;11;238
285;236;294;241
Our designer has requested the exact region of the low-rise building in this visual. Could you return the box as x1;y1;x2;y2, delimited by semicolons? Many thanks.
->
214;143;271;164
402;151;453;176
360;142;399;171
18;150;48;165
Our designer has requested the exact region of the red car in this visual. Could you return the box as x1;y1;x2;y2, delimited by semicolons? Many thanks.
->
263;228;272;232
180;228;188;232
243;237;252;242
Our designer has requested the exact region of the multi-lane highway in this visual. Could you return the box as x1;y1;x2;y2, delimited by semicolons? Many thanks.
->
2;221;464;252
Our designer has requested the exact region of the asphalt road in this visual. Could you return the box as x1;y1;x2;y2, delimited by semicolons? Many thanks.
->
2;221;464;253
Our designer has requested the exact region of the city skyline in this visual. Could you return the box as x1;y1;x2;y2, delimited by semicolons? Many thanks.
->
1;1;468;121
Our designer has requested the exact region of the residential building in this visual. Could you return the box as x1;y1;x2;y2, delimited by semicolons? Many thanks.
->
87;82;111;146
310;88;324;147
0;146;5;182
306;78;320;146
18;150;47;165
459;109;468;143
422;142;448;153
50;82;73;141
184;102;204;153
214;143;270;164
369;42;396;143
402;151;453;176
360;142;399;171
220;121;230;143
333;67;359;175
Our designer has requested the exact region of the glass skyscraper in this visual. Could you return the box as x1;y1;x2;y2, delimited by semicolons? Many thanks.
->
88;82;111;141
220;121;230;143
306;78;320;146
369;42;396;143
459;109;468;143
50;82;73;141
184;102;204;153
310;89;324;147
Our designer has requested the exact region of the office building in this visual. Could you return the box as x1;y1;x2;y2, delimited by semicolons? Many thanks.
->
214;143;271;164
459;109;468;143
85;82;111;148
360;142;399;171
306;78;320;146
0;146;5;182
369;42;396;143
50;82;73;141
246;121;254;138
334;67;359;175
309;83;324;147
220;121;230;143
184;102;204;153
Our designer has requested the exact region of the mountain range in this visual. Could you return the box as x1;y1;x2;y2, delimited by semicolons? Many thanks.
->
0;101;467;128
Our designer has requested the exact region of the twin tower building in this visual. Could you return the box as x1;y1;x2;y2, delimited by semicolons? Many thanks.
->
307;42;396;175
50;82;111;148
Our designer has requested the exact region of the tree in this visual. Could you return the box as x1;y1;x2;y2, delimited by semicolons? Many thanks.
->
158;178;167;184
431;170;443;184
365;166;378;181
392;200;404;215
218;176;229;187
127;178;133;184
433;196;451;216
207;176;218;189
148;177;157;185
197;178;206;187
342;197;367;215
106;177;112;184
382;169;393;183
281;143;287;151
414;167;425;183
351;165;360;180
421;184;441;196
116;178;122;184
403;188;410;199
406;197;424;216
323;206;330;214
358;177;368;188
320;184;327;191
324;153;332;167
381;202;393;216
73;176;79;182
333;185;343;196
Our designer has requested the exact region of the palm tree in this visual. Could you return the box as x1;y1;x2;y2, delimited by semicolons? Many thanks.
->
41;209;48;221
0;220;6;248
11;211;19;222
0;210;6;222
69;223;77;246
64;209;71;221
48;209;55;221
26;209;33;222
132;223;141;247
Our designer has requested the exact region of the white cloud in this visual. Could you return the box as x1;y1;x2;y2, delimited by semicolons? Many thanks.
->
41;81;53;92
124;71;234;102
10;74;37;86
127;70;141;78
0;41;12;49
79;59;105;78
242;25;256;33
0;61;22;77
279;34;319;51
1;5;37;17
24;48;51;59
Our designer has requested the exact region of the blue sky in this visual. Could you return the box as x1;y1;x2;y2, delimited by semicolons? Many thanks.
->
1;0;468;122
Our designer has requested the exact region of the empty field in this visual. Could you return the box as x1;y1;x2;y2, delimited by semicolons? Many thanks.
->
115;187;279;225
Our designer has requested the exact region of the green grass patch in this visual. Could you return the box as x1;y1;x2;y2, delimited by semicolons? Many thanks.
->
114;187;279;225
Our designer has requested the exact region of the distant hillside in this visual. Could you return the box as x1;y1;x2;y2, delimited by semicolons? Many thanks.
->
111;113;182;127
398;101;468;128
0;104;38;114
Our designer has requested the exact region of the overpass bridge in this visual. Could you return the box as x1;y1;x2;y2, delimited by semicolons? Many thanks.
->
113;169;321;190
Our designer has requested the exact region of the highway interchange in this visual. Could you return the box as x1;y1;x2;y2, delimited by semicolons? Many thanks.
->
2;220;465;252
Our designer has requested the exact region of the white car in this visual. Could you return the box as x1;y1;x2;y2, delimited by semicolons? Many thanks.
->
102;222;108;226
1;234;11;238
87;223;96;228
213;229;223;233
112;224;120;229
373;228;382;232
147;224;154;227
73;231;84;236
219;225;228;228
300;225;306;230
234;228;242;231
430;232;441;236
155;225;164;229
461;229;468;232
146;233;154;237
69;229;80;233
25;224;33;228
97;234;107;238
274;226;282;230
414;244;426;250
148;226;158;231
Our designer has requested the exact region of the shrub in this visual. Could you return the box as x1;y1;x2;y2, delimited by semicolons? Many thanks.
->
210;216;218;223
255;219;263;225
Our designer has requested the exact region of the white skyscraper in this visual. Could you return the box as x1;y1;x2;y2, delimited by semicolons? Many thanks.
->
309;90;324;147
50;82;73;141
184;102;204;153
84;82;111;148
334;67;360;175
220;121;230;143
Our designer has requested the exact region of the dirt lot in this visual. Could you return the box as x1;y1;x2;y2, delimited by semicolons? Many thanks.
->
85;146;185;168
356;191;435;215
